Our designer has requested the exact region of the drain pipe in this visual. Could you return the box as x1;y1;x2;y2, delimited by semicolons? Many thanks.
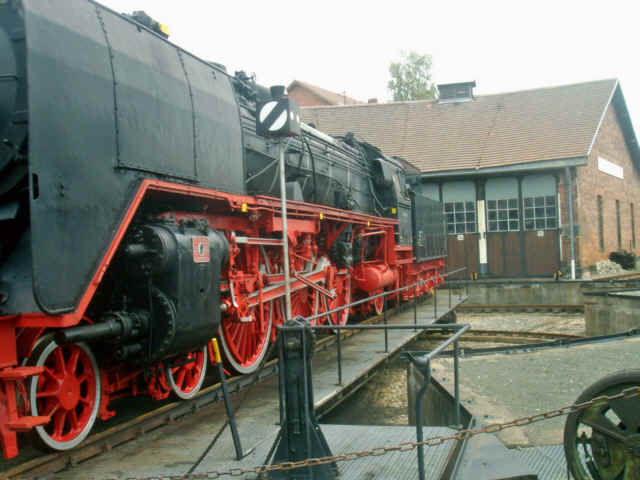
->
565;166;576;279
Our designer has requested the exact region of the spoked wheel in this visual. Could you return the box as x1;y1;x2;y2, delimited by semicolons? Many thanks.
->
318;274;351;327
290;288;319;324
563;369;640;480
27;335;100;451
372;290;384;316
166;346;208;400
219;300;273;374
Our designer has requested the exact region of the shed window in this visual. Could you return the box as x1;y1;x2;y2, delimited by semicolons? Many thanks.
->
444;201;476;234
597;196;604;251
616;200;621;249
522;174;557;230
631;203;636;249
442;181;476;234
523;195;557;230
486;177;519;232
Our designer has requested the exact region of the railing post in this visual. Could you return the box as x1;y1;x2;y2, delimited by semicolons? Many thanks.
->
336;326;343;386
454;339;461;428
411;356;431;480
449;285;452;309
413;283;418;331
383;293;388;353
433;280;438;320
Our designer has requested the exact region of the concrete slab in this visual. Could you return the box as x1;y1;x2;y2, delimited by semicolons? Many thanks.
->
431;336;640;446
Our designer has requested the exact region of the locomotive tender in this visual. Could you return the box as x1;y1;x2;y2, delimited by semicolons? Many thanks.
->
0;0;446;458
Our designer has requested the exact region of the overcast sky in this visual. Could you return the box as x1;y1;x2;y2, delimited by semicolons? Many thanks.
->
101;0;640;136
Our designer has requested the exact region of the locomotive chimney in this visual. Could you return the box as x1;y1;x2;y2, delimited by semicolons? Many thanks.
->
270;85;286;99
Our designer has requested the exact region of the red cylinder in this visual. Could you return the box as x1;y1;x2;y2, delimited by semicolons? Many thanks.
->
355;263;397;292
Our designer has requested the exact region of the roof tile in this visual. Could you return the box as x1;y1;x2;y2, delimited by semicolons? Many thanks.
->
300;79;618;172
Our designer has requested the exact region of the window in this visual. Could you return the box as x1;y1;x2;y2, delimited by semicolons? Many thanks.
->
631;203;636;249
444;201;476;234
616;200;621;249
523;195;557;230
597;196;604;251
442;181;476;234
487;198;519;232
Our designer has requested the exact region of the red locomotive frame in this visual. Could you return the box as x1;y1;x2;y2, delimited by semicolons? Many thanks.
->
0;179;444;458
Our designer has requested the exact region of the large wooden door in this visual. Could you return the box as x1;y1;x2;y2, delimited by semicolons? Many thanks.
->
447;233;479;279
487;232;523;276
524;230;559;275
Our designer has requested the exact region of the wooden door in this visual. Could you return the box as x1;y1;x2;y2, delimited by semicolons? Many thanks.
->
524;230;559;276
487;232;523;277
446;233;479;279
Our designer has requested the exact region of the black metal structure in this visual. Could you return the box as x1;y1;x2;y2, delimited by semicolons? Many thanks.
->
267;318;337;479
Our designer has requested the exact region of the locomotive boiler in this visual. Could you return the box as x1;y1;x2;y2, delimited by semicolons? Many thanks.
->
0;0;446;458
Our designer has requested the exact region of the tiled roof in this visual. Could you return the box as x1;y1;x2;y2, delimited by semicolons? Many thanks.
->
301;79;621;173
288;80;361;106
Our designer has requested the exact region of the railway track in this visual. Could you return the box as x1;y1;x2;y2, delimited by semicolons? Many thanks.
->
456;303;584;313
1;317;587;479
422;328;582;344
0;309;395;479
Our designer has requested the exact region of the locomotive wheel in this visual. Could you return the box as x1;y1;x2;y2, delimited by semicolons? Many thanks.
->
563;369;640;480
27;335;100;451
318;275;351;327
219;300;273;374
372;290;384;316
291;288;319;324
166;346;208;400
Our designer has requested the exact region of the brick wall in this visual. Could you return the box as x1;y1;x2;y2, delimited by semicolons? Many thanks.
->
576;102;640;268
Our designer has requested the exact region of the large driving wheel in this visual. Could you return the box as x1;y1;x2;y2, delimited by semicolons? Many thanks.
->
219;300;273;374
291;287;319;324
563;369;640;480
27;335;100;451
372;289;384;316
166;346;208;400
318;274;351;327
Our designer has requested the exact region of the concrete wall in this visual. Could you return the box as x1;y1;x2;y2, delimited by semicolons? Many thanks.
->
455;281;584;306
585;293;640;335
407;363;471;427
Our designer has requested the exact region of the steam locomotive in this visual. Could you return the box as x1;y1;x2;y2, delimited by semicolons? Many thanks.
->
0;0;446;458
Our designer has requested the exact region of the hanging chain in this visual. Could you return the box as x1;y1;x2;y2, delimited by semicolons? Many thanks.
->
124;386;640;479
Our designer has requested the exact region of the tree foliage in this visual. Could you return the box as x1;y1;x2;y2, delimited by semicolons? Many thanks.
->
387;51;436;101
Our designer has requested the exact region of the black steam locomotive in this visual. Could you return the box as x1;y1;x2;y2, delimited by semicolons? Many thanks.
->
0;0;445;458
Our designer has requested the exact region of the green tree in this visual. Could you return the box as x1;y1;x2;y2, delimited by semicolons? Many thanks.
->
387;51;436;101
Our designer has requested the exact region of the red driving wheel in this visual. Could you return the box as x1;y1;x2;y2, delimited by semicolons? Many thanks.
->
219;300;273;374
166;346;208;400
318;274;351;327
28;335;100;451
372;289;385;316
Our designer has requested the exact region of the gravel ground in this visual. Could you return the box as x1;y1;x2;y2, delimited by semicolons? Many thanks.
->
324;312;640;448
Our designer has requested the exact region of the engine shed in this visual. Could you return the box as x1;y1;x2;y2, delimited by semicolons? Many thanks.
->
299;79;640;279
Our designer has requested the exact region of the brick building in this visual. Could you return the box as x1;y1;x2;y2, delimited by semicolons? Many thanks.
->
287;80;361;107
300;79;640;278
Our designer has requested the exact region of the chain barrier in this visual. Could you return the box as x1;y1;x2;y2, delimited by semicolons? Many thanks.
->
125;386;640;479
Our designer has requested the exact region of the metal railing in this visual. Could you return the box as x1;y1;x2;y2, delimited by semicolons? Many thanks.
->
272;268;469;479
302;268;467;386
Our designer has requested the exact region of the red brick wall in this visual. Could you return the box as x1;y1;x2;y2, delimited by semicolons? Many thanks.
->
288;87;331;107
576;103;640;268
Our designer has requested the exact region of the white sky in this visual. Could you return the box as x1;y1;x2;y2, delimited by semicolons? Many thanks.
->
101;0;640;136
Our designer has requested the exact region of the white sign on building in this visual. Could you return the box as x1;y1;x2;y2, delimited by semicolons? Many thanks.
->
598;156;624;179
